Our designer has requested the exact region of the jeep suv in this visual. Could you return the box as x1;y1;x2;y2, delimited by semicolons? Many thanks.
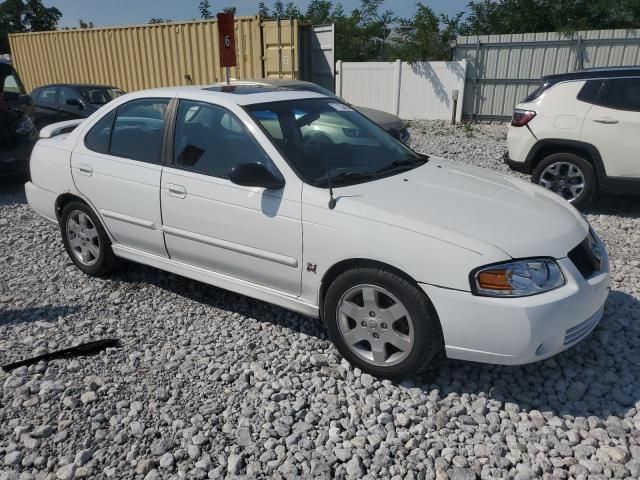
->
506;67;640;208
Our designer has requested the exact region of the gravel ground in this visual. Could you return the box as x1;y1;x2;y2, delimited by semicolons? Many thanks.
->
1;120;640;480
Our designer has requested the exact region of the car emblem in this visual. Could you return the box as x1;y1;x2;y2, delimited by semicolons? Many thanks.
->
368;320;377;330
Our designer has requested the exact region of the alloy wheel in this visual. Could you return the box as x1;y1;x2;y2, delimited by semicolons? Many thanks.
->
336;284;414;367
66;210;100;266
538;161;585;202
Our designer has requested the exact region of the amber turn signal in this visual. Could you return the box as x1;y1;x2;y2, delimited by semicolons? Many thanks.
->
477;269;512;291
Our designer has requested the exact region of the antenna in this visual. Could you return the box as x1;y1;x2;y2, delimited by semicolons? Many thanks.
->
322;152;336;210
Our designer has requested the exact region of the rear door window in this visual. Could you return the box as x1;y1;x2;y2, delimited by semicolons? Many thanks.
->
577;80;603;104
84;98;170;163
36;86;58;107
110;99;169;163
598;78;640;112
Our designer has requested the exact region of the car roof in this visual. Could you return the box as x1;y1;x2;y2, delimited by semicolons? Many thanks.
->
121;84;328;106
35;83;121;89
216;78;315;88
543;67;640;83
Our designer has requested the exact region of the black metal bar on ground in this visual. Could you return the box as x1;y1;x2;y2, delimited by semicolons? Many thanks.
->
2;339;119;372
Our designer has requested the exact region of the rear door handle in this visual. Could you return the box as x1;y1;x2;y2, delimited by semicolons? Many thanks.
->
77;164;93;176
593;117;619;124
165;184;187;198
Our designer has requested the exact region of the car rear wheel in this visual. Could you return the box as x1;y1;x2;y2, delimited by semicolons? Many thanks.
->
60;201;119;276
323;267;443;378
532;153;596;209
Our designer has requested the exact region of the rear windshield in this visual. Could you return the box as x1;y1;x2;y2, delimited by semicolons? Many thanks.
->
0;63;26;96
78;86;125;105
523;81;553;102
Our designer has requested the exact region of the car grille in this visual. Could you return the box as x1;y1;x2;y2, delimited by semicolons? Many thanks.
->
400;127;410;144
563;308;602;345
568;232;602;279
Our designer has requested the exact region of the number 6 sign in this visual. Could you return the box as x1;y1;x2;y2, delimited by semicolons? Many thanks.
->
217;12;236;68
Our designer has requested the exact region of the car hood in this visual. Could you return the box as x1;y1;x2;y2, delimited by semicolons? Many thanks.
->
331;157;588;259
353;106;405;129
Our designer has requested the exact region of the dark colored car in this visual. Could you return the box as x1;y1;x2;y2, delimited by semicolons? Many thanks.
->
0;60;37;178
31;83;125;130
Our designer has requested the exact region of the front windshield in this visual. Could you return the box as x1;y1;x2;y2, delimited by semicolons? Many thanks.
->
246;98;424;187
78;86;125;105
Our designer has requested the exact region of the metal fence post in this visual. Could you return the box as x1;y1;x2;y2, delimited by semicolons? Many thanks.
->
335;60;343;97
574;35;583;71
393;59;402;117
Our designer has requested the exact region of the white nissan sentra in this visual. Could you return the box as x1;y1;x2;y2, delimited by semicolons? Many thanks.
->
25;86;610;377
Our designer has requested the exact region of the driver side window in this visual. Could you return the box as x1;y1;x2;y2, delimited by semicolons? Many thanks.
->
173;100;275;178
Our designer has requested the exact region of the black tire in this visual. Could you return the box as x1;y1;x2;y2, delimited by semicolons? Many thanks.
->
60;201;119;276
323;267;443;378
532;152;597;209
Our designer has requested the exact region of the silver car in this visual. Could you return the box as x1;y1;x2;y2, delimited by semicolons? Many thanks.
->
215;78;410;145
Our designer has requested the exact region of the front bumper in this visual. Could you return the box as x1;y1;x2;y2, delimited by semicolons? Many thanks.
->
422;238;610;365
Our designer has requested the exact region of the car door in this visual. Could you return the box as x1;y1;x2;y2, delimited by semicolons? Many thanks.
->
70;97;171;257
160;99;303;295
581;77;640;178
58;86;88;120
33;85;63;130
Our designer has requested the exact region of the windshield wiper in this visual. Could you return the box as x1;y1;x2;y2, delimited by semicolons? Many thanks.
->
317;171;377;188
376;156;428;174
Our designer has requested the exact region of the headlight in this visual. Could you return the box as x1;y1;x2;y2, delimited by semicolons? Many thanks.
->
471;258;565;297
15;115;34;135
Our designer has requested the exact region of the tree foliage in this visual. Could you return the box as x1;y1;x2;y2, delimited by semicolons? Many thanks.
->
198;0;212;19
256;0;640;62
0;0;61;53
464;0;640;35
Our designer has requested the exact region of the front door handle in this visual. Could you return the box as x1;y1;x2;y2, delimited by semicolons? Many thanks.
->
165;184;187;198
77;164;93;176
593;117;619;124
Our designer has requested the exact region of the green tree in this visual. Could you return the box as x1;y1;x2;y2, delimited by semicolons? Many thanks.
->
258;2;269;18
198;0;212;19
463;0;640;35
78;19;94;29
273;1;285;17
148;18;172;24
0;0;62;53
305;0;333;24
284;2;302;17
222;6;237;15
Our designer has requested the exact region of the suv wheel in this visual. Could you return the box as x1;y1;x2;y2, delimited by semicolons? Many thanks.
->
323;268;443;378
60;201;119;276
532;153;596;209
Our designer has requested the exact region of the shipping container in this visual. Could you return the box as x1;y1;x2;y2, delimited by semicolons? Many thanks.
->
8;16;330;93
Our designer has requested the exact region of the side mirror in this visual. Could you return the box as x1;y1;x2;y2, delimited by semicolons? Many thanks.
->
66;98;84;109
228;162;285;190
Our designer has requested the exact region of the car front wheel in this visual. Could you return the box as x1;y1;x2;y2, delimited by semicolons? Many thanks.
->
532;153;596;209
323;267;443;378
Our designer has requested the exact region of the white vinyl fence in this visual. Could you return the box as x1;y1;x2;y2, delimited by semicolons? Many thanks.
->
335;60;467;121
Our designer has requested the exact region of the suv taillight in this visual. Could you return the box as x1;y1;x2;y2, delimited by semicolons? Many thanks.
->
511;109;536;127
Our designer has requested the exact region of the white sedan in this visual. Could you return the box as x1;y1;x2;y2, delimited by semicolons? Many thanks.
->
25;85;610;377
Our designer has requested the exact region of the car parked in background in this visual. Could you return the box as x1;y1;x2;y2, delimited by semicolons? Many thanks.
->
506;67;640;208
31;83;125;130
0;59;37;178
215;79;411;145
25;85;609;377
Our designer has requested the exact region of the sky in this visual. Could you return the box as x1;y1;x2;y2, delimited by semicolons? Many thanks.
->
42;0;470;29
